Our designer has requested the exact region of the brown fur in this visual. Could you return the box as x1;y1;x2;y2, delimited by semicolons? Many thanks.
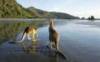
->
21;26;37;42
49;19;59;50
23;26;37;34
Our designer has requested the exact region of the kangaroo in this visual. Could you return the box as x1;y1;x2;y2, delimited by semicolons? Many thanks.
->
49;19;60;51
18;26;38;42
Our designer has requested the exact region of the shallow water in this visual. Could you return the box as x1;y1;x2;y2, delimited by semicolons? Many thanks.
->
38;20;100;62
0;19;100;62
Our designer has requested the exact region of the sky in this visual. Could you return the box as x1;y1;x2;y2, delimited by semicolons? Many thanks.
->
16;0;100;18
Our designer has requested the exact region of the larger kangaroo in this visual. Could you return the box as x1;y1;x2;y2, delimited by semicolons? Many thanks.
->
49;19;60;51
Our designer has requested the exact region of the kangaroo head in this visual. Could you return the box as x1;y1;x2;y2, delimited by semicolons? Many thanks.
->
49;19;55;27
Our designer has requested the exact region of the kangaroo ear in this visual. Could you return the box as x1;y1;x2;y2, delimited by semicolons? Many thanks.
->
49;19;53;23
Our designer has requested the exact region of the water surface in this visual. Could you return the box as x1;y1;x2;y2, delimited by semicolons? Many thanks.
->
38;20;100;62
0;19;100;62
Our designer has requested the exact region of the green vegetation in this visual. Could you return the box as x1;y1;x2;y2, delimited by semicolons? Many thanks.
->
0;0;79;19
0;0;33;18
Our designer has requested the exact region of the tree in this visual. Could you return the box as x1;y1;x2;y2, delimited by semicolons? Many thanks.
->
88;15;95;20
91;16;95;20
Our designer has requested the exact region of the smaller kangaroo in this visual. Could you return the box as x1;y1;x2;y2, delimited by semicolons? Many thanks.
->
49;19;60;51
18;26;38;42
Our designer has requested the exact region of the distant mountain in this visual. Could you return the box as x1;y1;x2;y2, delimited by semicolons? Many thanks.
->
27;7;79;19
48;12;79;19
0;0;79;19
27;7;49;18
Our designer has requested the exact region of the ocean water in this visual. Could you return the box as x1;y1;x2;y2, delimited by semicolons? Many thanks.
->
0;19;100;62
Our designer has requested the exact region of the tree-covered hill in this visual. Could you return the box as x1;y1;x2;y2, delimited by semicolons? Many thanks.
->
0;0;34;18
0;0;79;19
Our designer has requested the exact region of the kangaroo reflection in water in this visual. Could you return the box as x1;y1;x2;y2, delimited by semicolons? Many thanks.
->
21;40;38;54
23;44;66;62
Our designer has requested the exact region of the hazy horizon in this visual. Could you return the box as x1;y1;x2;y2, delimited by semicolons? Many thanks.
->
16;0;100;18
